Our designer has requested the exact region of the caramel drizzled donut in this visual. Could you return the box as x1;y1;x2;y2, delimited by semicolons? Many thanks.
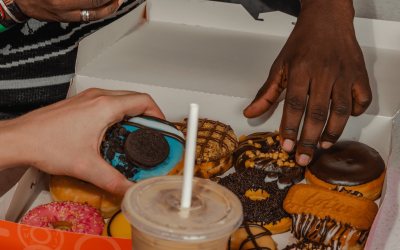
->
233;132;304;184
174;118;238;178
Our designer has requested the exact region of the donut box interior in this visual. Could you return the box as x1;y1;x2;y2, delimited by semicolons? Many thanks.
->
1;0;400;249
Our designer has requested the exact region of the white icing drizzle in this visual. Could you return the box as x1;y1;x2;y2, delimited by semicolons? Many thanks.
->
324;222;341;245
342;228;357;250
277;180;291;189
264;174;278;183
300;213;310;238
128;117;185;139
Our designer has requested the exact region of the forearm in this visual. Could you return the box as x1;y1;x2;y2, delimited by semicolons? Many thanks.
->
0;119;30;171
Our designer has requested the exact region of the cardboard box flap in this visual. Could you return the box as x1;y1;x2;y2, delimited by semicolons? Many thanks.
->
75;0;400;117
75;2;147;73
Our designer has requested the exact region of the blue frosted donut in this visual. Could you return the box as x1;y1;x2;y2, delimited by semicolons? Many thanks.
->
102;116;185;182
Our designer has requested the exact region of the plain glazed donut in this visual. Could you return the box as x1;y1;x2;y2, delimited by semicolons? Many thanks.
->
49;175;123;218
21;201;104;235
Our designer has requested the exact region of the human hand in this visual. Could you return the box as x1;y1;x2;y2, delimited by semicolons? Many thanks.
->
14;0;123;22
243;0;372;166
6;88;164;195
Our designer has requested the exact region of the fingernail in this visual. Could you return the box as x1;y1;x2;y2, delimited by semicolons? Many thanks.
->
118;0;124;6
321;141;333;149
282;139;294;152
298;154;310;166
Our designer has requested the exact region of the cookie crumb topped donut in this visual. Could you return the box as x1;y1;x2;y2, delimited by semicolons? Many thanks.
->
217;168;292;234
174;118;238;178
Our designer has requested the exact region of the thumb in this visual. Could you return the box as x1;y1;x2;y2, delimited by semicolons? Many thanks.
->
244;63;286;118
74;156;134;196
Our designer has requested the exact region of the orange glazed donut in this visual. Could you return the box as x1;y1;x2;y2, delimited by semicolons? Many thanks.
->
49;175;123;218
306;141;386;200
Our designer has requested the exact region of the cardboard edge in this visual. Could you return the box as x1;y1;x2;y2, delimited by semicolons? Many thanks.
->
75;1;147;73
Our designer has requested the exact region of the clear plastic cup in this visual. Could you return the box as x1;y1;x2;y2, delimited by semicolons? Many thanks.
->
122;175;243;250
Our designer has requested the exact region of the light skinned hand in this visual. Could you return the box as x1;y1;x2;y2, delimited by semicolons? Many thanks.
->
243;0;372;166
0;88;165;195
15;0;124;22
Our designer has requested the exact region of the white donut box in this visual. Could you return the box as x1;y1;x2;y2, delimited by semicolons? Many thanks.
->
1;0;400;249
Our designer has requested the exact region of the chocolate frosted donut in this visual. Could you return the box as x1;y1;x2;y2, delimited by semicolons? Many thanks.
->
233;131;305;184
228;222;276;250
216;167;292;235
306;141;386;200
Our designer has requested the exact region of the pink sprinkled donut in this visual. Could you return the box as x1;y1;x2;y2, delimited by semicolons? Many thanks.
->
21;201;105;235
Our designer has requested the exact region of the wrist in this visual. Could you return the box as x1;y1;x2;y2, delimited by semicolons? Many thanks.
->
300;0;355;22
0;119;31;171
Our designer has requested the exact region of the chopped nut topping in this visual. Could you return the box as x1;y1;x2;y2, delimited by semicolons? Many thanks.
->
246;151;252;156
255;150;261;156
277;160;283;166
245;160;255;168
267;137;274;146
273;152;279;159
276;136;280;141
254;143;262;148
289;163;296;167
239;135;247;142
284;161;290;166
248;140;254;145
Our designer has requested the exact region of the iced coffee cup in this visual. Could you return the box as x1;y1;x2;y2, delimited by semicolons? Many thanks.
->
121;175;243;250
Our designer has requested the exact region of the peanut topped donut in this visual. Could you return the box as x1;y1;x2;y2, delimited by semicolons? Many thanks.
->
174;118;238;178
233;131;305;184
215;167;293;234
306;141;386;200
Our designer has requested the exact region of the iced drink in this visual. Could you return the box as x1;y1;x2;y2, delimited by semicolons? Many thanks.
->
122;175;243;250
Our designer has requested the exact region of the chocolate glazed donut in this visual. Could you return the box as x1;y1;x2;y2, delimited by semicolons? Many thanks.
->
233;131;305;184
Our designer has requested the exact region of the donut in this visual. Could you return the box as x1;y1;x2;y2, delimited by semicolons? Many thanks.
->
49;175;123;218
305;141;386;200
283;239;330;250
283;184;379;250
215;167;293;234
21;201;104;235
228;222;276;250
102;210;131;239
174;118;238;178
101;116;185;181
233;131;304;184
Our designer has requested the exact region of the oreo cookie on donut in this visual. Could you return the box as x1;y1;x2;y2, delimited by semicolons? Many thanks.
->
100;116;186;182
305;141;386;200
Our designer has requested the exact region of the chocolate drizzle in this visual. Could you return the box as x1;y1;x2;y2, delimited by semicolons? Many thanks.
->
175;118;238;164
218;168;290;226
228;222;272;250
308;141;385;186
290;213;368;250
331;186;363;197
123;121;185;146
283;239;332;250
233;132;304;184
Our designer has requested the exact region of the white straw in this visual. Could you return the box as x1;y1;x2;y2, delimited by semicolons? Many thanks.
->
180;103;199;214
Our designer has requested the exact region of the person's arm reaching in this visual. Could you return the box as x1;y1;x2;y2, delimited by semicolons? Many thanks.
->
244;0;372;166
0;89;165;195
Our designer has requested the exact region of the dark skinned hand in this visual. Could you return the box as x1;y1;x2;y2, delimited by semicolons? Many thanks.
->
243;0;372;166
15;0;123;22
